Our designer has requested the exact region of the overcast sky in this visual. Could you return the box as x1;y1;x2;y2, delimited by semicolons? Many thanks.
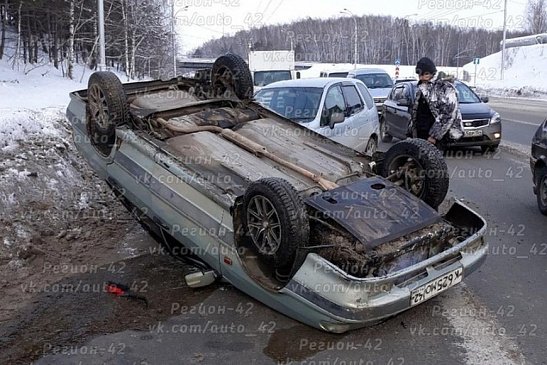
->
174;0;529;53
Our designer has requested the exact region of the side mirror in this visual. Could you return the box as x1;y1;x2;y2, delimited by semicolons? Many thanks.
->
397;98;411;107
296;71;301;79
329;111;345;128
481;96;489;103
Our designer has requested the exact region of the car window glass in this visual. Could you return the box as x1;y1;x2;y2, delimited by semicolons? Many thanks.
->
455;83;481;103
321;85;346;126
402;85;411;99
342;85;364;116
393;86;404;101
357;83;374;109
324;85;346;111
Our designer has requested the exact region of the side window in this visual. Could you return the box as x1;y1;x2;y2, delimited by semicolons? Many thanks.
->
393;86;405;101
321;85;346;126
357;83;374;109
402;85;412;100
342;85;364;116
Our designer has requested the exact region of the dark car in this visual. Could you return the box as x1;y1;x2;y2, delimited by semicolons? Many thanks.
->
381;81;502;153
531;118;547;215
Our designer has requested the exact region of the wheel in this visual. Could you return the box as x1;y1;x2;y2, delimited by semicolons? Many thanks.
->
380;138;449;209
379;117;393;143
536;167;547;216
242;178;309;278
364;136;378;156
86;72;128;157
481;144;499;154
211;53;254;100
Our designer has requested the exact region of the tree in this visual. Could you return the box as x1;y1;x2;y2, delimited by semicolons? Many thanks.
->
526;0;547;34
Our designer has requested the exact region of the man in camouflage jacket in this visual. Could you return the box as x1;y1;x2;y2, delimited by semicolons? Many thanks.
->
408;57;464;147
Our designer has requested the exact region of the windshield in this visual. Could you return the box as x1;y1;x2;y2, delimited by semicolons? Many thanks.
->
253;71;292;87
355;73;393;89
254;87;323;122
455;83;481;103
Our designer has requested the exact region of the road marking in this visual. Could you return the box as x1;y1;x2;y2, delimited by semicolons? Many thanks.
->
441;284;526;365
503;118;542;127
493;179;505;182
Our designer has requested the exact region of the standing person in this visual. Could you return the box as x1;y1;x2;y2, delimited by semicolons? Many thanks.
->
409;57;463;148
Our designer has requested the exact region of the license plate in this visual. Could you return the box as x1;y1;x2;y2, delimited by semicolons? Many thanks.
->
464;129;483;137
410;267;463;306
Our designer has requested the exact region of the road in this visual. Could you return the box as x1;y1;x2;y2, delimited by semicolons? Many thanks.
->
31;97;547;365
488;97;545;148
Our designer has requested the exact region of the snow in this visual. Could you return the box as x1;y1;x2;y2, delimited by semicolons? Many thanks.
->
463;44;547;97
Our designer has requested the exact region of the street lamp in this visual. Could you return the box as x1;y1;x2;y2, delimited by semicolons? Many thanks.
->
171;2;189;77
340;8;358;69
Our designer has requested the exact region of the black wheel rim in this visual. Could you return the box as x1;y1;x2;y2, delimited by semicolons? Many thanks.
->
386;155;425;197
540;175;547;206
88;84;109;129
246;195;282;255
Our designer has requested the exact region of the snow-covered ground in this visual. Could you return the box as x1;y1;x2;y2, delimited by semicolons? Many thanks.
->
463;43;547;97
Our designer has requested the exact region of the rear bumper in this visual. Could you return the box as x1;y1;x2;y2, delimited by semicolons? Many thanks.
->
281;200;487;333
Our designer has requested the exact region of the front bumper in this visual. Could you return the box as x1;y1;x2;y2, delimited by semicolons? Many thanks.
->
448;122;502;148
281;200;487;333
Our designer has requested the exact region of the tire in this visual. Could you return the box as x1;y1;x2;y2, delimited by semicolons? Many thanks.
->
87;72;128;157
242;178;309;276
380;138;449;209
536;167;547;216
364;136;378;156
211;53;254;100
379;117;393;143
481;144;499;154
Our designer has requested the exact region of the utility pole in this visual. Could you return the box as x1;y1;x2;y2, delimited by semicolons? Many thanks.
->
171;0;176;77
341;8;358;69
98;0;106;71
501;0;508;80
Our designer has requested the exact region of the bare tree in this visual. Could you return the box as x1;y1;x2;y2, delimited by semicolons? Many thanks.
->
526;0;547;34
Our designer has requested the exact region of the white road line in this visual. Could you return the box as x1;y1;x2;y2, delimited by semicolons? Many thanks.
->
441;284;526;365
502;118;542;127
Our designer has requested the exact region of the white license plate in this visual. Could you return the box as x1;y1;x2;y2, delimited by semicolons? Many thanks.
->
410;267;463;306
464;129;483;137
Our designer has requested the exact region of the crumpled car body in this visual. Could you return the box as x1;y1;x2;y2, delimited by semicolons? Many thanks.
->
66;55;488;333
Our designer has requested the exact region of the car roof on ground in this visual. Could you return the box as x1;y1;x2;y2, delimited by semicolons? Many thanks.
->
258;77;360;89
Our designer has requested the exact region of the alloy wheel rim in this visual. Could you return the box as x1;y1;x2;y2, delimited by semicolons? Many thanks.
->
246;196;282;255
88;84;109;129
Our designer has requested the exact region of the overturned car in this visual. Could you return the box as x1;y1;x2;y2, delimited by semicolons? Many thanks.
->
66;54;488;333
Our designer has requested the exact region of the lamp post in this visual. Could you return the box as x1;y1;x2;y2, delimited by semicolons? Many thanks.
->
171;2;189;77
501;0;508;80
341;8;358;69
98;0;106;71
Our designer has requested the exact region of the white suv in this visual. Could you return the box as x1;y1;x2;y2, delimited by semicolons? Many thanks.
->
254;78;380;155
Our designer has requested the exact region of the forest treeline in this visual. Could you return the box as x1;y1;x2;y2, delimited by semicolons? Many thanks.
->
0;0;173;79
194;14;529;66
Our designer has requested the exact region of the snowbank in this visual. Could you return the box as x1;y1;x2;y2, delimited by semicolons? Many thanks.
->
463;44;547;96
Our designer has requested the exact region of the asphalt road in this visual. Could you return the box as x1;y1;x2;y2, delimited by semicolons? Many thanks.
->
488;97;545;148
36;97;547;365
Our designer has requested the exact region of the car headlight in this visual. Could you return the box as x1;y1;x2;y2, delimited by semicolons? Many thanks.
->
490;112;501;124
